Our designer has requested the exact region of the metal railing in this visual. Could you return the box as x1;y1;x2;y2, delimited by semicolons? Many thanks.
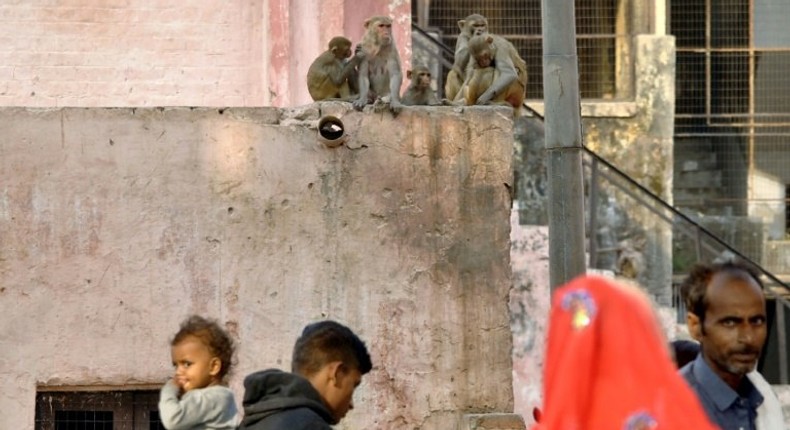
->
584;146;790;384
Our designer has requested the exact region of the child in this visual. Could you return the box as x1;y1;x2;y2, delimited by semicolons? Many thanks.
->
158;315;240;429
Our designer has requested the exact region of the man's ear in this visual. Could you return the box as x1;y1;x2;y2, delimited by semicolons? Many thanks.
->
687;312;703;342
326;361;344;387
209;357;222;377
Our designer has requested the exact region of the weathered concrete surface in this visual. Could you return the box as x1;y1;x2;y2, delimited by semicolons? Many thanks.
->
462;412;526;430
509;219;550;428
508;219;680;428
0;104;515;430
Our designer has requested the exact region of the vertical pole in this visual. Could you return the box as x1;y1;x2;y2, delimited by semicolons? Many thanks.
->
415;0;429;27
542;0;587;291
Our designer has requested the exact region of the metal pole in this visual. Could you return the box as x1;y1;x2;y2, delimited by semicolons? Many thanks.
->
542;0;587;291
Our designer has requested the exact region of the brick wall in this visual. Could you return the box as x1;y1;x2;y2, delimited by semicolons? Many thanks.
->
0;0;265;107
0;1;411;108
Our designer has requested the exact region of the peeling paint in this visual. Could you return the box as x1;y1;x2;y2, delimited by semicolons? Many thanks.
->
0;187;8;221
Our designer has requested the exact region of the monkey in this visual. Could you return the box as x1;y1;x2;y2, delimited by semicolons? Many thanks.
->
401;65;440;106
352;16;403;113
464;65;497;107
306;36;363;101
444;14;489;102
462;34;527;115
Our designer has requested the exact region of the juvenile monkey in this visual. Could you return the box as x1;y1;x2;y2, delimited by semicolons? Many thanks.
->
353;16;403;113
401;65;440;106
306;36;363;101
445;14;489;101
464;65;497;107
463;34;527;115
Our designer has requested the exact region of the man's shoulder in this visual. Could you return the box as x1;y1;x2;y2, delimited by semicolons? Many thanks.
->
241;407;332;430
678;357;724;399
679;360;697;384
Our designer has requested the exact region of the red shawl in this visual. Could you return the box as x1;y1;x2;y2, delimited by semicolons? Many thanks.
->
532;275;719;430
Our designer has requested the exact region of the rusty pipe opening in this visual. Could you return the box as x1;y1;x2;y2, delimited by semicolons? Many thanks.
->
317;116;346;148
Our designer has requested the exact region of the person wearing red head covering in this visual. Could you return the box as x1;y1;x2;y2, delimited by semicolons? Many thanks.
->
532;275;720;430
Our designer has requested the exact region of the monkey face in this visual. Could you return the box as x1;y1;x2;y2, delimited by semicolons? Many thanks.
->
328;37;354;60
475;50;492;68
407;68;432;89
469;35;495;68
376;21;393;45
471;20;488;36
334;44;352;60
459;14;489;37
417;71;431;88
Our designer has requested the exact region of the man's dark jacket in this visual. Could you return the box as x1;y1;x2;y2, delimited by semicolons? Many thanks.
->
238;369;335;430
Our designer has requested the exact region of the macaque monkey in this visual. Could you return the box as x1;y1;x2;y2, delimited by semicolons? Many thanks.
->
401;65;440;106
463;34;527;115
307;36;363;101
353;16;403;113
444;14;489;101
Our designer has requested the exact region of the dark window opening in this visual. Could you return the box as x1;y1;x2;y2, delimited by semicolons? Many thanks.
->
35;391;165;430
54;411;113;430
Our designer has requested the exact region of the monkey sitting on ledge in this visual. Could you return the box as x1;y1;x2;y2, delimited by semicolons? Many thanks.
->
353;16;403;113
401;65;440;106
306;36;363;101
445;13;489;102
463;34;527;115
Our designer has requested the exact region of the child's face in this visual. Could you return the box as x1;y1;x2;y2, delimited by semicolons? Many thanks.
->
171;335;221;392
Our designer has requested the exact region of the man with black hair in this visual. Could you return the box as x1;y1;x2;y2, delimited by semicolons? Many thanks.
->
679;260;783;430
239;320;372;430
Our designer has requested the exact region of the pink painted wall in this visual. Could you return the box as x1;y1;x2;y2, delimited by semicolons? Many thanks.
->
268;0;412;105
0;0;266;107
0;0;410;108
343;0;412;72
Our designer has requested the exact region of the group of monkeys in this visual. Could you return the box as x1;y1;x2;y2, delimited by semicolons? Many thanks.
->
306;14;527;115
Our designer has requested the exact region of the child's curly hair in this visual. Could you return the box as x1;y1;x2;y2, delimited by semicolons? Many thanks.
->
172;315;235;380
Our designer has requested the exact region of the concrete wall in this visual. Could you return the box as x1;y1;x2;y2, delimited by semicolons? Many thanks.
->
0;105;515;430
509;221;550;428
0;0;411;108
